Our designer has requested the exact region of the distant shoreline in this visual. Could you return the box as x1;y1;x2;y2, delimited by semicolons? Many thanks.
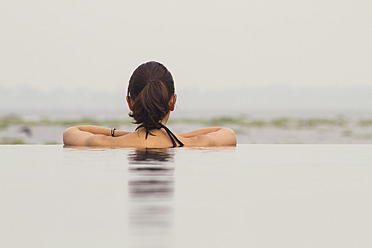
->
1;113;372;145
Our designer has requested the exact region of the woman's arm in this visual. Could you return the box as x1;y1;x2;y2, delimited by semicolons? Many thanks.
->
178;127;237;147
63;125;130;146
68;125;129;136
178;127;223;138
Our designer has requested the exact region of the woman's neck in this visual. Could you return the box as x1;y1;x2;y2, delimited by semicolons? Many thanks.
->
160;112;170;125
135;112;170;129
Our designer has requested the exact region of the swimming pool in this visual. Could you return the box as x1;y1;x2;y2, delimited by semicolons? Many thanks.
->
1;145;372;247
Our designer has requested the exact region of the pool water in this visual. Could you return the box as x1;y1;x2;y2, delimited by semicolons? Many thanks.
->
1;145;372;247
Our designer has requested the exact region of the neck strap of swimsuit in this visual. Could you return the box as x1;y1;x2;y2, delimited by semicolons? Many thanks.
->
135;123;184;147
159;123;184;147
135;124;155;139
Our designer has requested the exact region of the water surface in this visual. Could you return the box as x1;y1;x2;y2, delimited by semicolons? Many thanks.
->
1;145;372;247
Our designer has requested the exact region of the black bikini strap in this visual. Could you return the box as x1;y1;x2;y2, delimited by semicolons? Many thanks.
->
159;124;177;147
135;123;184;147
135;124;155;139
159;123;184;147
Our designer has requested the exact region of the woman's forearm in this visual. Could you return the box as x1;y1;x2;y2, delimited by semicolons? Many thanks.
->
74;125;111;135
63;125;130;146
178;127;237;147
63;125;131;146
75;125;130;137
178;127;223;138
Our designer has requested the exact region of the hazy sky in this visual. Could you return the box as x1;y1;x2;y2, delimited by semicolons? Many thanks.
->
0;0;371;93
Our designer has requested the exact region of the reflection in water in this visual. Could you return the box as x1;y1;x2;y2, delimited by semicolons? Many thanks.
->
128;148;175;248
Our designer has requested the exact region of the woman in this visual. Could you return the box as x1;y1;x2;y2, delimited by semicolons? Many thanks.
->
63;61;236;148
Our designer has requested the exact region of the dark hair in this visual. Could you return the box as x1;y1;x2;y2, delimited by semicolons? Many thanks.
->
127;61;175;132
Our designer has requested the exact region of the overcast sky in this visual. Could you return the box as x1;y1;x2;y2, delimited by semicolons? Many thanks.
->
1;0;371;94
